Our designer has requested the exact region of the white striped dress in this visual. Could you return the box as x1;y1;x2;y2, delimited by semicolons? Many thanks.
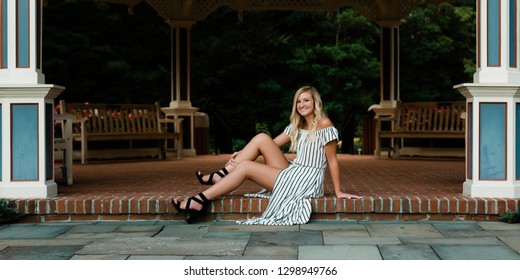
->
237;124;339;225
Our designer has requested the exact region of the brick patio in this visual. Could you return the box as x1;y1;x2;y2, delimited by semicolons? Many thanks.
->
10;154;520;223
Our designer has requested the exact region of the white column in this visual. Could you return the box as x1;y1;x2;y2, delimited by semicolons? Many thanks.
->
455;0;520;198
0;0;64;198
376;22;400;110
163;22;199;156
371;21;401;156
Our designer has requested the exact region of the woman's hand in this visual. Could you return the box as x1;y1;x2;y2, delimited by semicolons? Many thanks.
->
336;192;362;199
226;151;240;167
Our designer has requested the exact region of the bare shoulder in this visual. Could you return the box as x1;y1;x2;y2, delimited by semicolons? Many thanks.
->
317;117;334;130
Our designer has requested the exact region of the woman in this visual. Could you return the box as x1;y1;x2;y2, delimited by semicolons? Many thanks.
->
172;86;360;225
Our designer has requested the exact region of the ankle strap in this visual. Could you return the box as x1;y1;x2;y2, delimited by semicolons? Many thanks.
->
190;192;209;206
198;192;209;203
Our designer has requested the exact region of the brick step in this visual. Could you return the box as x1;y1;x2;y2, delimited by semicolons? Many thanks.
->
10;195;519;223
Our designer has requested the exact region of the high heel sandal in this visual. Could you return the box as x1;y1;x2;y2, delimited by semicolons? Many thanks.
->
171;199;184;213
171;193;210;224
184;193;210;224
195;168;228;185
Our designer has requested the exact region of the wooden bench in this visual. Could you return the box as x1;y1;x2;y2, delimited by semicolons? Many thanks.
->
54;113;76;184
375;101;466;158
58;100;183;163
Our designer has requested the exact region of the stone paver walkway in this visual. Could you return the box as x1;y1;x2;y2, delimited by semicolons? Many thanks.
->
0;220;519;260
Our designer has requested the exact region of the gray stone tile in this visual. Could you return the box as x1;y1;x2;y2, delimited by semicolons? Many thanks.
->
379;245;440;260
208;224;299;232
322;227;371;241
186;255;297;260
57;232;156;239
0;239;92;247
324;236;401;245
247;231;322;247
0;245;83;260
64;224;119;234
115;225;163;233
70;254;129;260
439;230;520;238
298;245;382;260
478;222;520;231
498;236;520;254
155;225;208;238
400;237;503;245
432;245;520;260
243;245;297;256
127;255;185;260
301;222;360;231
0;224;72;239
366;223;443;238
433;222;520;238
309;224;368;234
361;220;417;224
203;232;251;239
37;222;95;226
94;221;158;226
431;221;483;231
76;237;247;256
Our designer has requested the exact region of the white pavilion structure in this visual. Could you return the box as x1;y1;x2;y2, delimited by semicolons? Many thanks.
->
0;0;518;198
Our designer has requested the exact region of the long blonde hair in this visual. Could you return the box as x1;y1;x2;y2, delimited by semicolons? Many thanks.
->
288;86;324;152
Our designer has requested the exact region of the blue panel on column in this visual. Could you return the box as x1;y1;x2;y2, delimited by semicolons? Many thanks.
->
517;103;520;180
488;0;500;66
510;0;517;67
12;104;38;181
468;103;473;179
45;103;52;180
480;103;506;180
0;105;2;180
17;0;29;68
1;0;7;68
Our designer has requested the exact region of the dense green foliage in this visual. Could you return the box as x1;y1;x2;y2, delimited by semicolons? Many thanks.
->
0;199;18;221
42;0;475;154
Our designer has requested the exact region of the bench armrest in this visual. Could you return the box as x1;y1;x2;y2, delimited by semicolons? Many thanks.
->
158;118;183;133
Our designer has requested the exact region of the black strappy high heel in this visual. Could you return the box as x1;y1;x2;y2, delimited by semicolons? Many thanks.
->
195;168;228;185
185;193;210;224
171;199;184;214
171;193;211;224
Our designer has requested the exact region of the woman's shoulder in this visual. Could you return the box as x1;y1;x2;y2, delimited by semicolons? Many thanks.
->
317;117;334;130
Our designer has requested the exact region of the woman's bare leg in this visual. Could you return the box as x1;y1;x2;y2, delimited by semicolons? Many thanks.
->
200;133;287;182
180;160;286;210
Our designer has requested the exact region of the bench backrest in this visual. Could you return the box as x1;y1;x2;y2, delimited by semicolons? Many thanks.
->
394;101;466;132
59;100;163;134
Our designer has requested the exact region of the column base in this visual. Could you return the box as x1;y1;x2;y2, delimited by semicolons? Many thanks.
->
463;180;520;198
182;149;197;157
0;181;57;199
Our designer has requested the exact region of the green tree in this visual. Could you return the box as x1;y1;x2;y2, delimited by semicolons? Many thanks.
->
42;1;476;154
43;1;170;104
283;9;380;153
400;2;476;102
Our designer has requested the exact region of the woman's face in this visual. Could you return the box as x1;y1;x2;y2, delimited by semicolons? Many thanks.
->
296;91;314;118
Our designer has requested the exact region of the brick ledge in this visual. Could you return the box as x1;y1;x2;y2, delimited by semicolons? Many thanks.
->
9;195;520;223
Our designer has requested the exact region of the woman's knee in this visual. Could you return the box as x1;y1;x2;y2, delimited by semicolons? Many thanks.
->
251;133;273;144
235;160;255;171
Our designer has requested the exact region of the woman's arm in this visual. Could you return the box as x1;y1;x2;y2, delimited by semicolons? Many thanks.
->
324;140;345;198
321;119;361;199
273;132;290;147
